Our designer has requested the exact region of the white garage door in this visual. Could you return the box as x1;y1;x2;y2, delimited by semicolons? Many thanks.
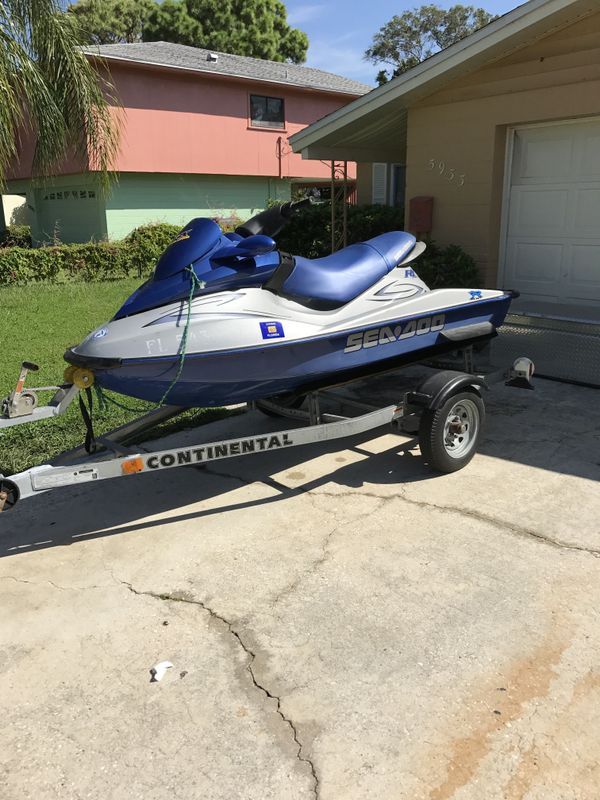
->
503;119;600;306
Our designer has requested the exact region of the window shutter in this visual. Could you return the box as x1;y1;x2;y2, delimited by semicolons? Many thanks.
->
372;163;388;205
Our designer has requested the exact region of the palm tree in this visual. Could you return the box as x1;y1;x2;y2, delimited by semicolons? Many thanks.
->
0;0;119;191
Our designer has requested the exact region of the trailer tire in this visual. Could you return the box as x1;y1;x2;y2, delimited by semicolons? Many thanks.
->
419;390;484;473
0;478;19;511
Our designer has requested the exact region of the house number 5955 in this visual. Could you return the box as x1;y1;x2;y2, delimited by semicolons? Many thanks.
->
428;159;465;187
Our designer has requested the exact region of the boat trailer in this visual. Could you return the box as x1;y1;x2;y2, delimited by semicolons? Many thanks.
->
0;351;534;512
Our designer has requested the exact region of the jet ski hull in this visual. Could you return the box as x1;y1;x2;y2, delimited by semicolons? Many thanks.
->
67;294;512;407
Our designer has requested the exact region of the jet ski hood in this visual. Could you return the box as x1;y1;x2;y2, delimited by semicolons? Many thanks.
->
154;218;223;280
114;218;280;319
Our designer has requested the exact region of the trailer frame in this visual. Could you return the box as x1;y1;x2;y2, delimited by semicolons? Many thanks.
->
0;351;534;512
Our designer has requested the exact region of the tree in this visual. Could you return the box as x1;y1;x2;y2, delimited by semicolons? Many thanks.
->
365;4;495;84
69;0;309;64
143;0;202;48
0;0;119;189
180;0;308;63
69;0;155;45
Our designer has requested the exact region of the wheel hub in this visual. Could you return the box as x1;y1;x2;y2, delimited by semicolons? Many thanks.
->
443;400;479;458
448;418;467;435
0;479;19;511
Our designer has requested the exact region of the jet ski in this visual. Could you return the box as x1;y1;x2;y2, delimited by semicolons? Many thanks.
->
65;199;516;408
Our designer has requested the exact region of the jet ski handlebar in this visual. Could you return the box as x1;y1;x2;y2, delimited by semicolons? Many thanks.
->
235;197;315;239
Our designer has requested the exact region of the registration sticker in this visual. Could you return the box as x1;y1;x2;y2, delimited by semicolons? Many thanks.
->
260;321;285;339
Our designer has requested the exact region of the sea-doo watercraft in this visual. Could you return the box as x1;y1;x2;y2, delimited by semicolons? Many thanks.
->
1;199;537;510
64;199;516;408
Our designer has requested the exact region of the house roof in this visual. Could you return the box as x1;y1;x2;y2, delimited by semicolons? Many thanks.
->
84;41;371;96
289;0;599;162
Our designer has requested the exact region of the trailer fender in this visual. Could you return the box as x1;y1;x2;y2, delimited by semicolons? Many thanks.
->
405;370;487;411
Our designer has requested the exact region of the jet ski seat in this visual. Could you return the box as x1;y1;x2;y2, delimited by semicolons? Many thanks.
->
270;231;416;308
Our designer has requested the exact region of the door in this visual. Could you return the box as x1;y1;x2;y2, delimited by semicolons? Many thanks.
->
503;119;600;305
36;186;105;243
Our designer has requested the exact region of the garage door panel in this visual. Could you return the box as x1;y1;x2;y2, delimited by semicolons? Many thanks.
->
37;186;104;243
503;120;600;307
569;245;600;301
507;242;563;296
509;187;569;234
580;132;600;178
514;132;574;183
574;187;600;233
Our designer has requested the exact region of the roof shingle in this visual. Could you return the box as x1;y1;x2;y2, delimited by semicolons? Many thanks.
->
84;41;371;96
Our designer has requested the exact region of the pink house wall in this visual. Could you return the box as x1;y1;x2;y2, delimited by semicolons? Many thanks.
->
107;62;356;179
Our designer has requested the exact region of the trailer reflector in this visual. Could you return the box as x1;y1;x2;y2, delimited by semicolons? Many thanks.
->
122;457;145;475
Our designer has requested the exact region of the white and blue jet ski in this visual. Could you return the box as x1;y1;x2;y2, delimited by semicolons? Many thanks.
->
65;199;516;407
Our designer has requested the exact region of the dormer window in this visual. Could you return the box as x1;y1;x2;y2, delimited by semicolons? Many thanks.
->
250;94;285;129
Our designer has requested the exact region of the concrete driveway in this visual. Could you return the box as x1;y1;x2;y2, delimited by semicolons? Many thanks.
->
1;370;599;799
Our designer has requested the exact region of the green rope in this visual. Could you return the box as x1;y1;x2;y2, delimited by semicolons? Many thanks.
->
89;266;202;418
158;266;203;407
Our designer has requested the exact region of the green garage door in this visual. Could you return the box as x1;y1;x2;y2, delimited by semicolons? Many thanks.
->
36;185;106;243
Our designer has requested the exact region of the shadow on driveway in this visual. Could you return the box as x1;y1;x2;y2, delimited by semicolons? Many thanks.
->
1;370;598;557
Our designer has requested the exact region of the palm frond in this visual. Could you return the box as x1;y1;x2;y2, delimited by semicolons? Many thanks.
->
0;0;120;192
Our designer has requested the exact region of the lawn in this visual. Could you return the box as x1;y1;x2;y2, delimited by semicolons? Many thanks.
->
0;280;229;476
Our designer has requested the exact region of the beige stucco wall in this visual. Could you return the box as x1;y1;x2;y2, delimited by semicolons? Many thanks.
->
1;194;28;226
356;163;373;205
405;12;600;287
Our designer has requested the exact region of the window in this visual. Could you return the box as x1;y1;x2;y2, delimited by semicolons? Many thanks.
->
250;94;285;129
391;164;406;208
372;163;388;204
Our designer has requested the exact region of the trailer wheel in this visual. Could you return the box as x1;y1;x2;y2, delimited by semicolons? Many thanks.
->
419;390;484;473
0;479;19;512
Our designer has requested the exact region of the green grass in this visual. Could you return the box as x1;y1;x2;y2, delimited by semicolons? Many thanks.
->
0;280;233;476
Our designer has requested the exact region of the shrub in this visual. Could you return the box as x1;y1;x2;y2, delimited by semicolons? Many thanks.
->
1;225;32;249
417;242;479;289
276;203;406;259
0;223;182;286
0;242;130;285
213;215;242;233
0;216;479;289
125;222;181;278
61;243;131;282
277;202;478;288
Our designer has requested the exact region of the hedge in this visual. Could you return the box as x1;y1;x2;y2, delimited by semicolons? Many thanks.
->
0;222;180;286
0;209;479;289
276;203;406;259
0;225;32;249
124;222;181;279
277;202;479;288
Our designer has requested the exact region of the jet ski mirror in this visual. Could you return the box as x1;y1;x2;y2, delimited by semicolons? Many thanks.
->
211;234;277;264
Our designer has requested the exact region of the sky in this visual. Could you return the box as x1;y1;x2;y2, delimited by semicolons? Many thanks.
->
285;0;524;86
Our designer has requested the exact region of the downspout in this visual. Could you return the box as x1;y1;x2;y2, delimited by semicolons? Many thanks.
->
277;136;283;179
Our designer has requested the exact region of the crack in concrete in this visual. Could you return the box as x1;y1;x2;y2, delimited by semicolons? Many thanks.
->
202;460;600;560
397;490;600;558
312;488;600;558
270;521;338;608
120;580;319;799
197;447;600;560
270;495;388;607
0;575;108;591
